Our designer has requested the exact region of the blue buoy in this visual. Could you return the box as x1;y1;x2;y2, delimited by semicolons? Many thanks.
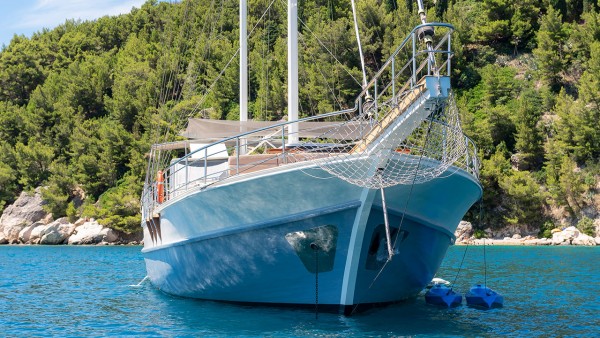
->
425;283;463;307
465;284;503;308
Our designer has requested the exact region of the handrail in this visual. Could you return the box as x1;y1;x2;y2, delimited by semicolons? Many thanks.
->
163;107;357;168
141;22;478;221
356;22;454;100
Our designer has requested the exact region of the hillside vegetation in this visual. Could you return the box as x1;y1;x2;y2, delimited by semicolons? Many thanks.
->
1;0;599;236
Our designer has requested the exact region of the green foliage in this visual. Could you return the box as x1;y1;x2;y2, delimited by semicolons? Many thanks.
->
541;220;555;238
0;160;17;213
534;7;568;90
577;216;595;236
14;140;54;189
66;202;78;223
514;89;544;169
1;0;600;236
498;170;546;227
0;37;45;105
473;229;487;239
41;161;76;217
70;118;133;199
85;175;142;234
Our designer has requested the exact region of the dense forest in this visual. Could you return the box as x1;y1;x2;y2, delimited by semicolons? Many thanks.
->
0;0;599;237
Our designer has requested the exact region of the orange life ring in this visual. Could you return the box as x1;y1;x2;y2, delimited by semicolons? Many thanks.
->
156;170;165;203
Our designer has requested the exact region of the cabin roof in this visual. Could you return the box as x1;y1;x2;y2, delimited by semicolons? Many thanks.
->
182;118;365;141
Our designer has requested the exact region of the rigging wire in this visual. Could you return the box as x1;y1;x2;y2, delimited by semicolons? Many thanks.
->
295;14;362;87
480;199;487;289
298;32;344;112
366;111;436;292
180;0;279;123
154;0;211;146
450;242;469;292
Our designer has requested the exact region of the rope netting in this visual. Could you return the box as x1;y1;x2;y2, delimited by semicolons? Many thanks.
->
291;92;468;189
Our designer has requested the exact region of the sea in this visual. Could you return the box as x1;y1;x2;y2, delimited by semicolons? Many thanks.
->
0;245;598;337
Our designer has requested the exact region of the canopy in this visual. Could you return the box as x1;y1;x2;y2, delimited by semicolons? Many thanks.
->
181;118;366;141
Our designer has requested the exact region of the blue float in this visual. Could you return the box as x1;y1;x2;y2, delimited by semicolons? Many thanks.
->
425;283;463;307
465;284;503;308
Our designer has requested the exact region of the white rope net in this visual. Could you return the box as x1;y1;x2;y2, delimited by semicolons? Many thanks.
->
291;92;468;189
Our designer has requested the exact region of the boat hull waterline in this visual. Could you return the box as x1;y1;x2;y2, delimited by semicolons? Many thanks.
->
142;160;481;313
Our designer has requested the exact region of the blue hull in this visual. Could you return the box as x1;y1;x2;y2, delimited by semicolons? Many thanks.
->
142;163;481;312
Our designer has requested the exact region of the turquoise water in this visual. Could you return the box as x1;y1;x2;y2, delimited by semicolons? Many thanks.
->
0;245;598;337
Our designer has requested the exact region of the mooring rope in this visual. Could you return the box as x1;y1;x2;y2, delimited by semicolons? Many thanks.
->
312;243;319;319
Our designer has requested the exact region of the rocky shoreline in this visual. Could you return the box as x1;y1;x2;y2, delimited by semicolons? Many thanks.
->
455;221;600;246
0;189;142;246
2;190;599;247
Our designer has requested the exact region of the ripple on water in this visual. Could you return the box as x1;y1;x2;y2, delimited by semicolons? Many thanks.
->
0;245;598;336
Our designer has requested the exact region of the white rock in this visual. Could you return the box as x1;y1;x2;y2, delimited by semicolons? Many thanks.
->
552;232;566;245
563;226;580;238
18;223;39;243
68;220;118;245
0;188;49;243
454;221;473;243
39;218;75;245
454;221;473;242
512;234;522;239
0;232;7;245
572;233;596;246
595;237;600;245
29;223;50;244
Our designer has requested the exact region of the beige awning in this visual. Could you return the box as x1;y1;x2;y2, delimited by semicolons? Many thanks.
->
182;118;367;141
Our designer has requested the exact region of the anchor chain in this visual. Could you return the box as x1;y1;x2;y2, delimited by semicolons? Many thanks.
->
311;242;319;319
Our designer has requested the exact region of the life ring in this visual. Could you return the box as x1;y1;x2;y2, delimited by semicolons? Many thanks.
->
156;170;165;203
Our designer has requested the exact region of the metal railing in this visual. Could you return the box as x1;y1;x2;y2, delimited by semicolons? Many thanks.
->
141;23;479;221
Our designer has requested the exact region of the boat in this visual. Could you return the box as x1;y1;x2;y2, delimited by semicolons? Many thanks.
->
425;283;462;307
465;285;504;309
140;0;482;315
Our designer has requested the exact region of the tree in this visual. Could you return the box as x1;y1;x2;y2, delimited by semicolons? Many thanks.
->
534;7;568;90
499;169;546;227
514;89;544;169
107;34;155;133
69;119;133;199
0;142;18;212
571;41;600;162
0;36;45;105
84;174;141;234
510;1;540;52
14;140;54;189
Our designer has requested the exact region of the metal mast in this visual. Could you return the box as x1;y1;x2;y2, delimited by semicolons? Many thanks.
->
287;0;299;145
350;0;368;89
239;0;248;154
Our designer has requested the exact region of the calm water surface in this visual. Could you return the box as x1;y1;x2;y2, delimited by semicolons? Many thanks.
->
0;245;598;337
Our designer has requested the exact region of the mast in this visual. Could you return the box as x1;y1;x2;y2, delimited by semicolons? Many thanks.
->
239;0;248;154
287;0;299;145
415;0;436;72
350;0;368;90
239;0;248;123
